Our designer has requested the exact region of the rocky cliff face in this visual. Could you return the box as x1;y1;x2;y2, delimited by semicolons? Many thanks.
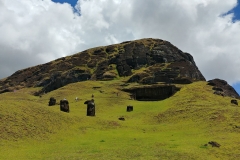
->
0;38;205;95
208;79;239;99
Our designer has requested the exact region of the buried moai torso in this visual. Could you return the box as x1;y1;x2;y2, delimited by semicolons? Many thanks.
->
48;97;56;106
231;99;238;105
60;100;70;112
84;99;95;116
127;105;133;112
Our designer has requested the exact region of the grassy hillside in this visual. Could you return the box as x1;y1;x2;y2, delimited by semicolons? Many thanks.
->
0;80;240;159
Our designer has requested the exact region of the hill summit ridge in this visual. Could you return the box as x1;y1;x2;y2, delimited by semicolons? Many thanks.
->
0;38;220;96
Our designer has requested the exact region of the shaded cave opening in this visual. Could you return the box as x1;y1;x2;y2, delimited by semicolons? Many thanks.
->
126;85;180;101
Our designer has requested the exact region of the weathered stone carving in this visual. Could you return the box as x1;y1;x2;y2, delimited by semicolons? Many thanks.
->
231;99;238;105
60;100;69;113
127;106;133;112
84;99;95;116
48;97;56;106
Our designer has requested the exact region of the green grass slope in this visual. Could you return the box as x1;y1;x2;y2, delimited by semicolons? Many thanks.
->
0;80;240;160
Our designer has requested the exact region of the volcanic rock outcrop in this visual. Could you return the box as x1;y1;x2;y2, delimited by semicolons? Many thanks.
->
208;79;240;99
0;38;205;95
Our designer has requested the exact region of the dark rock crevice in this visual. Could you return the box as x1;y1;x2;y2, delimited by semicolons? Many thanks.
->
123;85;180;101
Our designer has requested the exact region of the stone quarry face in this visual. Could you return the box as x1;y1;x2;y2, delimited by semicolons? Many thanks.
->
0;38;205;95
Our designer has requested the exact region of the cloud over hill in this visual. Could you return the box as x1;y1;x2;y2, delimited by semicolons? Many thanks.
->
0;0;240;86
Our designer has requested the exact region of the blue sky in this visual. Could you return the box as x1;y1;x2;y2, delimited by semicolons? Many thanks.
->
229;0;240;21
52;0;78;7
1;0;240;95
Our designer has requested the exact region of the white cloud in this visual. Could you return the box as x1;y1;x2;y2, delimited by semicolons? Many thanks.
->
0;0;240;85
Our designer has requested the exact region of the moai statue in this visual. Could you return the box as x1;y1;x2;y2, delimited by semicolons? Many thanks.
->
48;97;56;106
126;105;133;112
84;99;95;116
231;99;238;105
60;99;70;113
